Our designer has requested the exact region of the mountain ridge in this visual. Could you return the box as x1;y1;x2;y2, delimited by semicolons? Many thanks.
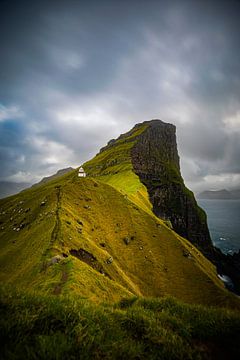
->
84;119;240;293
1;119;240;358
85;120;212;254
198;189;240;200
31;167;74;188
1;120;239;307
0;168;75;199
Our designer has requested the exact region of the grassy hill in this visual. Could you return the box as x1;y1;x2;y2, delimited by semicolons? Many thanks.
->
83;122;152;213
0;167;239;308
1;120;240;358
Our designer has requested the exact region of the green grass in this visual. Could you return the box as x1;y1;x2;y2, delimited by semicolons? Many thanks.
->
1;168;240;307
83;123;152;213
1;286;240;360
1;121;240;358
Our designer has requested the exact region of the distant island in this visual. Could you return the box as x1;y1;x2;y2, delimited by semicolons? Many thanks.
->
198;189;240;200
31;167;74;188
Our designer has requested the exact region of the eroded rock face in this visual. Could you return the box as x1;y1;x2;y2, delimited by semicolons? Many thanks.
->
131;120;212;254
131;119;240;293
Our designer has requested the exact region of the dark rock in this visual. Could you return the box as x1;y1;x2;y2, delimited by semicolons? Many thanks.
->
131;120;212;254
70;248;96;263
123;237;130;245
70;248;110;278
130;119;240;294
47;255;63;266
106;257;113;264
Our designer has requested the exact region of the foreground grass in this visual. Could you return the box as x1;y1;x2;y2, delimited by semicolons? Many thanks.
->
1;287;240;359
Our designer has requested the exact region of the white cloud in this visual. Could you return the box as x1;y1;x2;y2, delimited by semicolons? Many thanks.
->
223;111;240;132
0;104;24;122
1;1;240;194
202;173;240;190
27;136;74;163
6;171;37;183
54;99;117;128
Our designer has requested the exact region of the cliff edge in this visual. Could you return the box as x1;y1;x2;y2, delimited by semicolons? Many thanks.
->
131;120;212;254
84;119;240;293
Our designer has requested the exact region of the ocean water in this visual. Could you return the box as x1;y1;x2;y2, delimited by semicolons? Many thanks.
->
198;199;240;255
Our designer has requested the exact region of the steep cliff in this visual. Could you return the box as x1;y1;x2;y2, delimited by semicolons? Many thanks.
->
84;119;240;293
1;120;240;359
1;166;236;306
131;120;212;255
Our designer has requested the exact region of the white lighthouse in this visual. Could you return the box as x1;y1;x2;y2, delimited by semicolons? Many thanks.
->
78;166;86;177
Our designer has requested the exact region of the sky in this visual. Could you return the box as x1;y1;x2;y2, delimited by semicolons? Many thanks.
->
0;0;240;193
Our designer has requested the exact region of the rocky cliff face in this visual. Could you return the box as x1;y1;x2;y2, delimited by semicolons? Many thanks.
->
131;120;212;254
84;119;240;294
130;119;240;293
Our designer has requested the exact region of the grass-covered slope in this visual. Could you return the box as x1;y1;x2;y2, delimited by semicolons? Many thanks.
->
83;121;210;251
0;168;239;308
1;287;240;360
84;120;239;291
1;121;240;358
83;123;152;213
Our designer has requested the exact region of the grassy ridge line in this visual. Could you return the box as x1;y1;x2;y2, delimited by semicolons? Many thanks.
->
1;286;240;360
0;169;78;291
52;178;240;308
83;123;153;213
1;168;240;306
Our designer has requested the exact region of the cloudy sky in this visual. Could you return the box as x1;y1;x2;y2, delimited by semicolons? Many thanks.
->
1;0;240;192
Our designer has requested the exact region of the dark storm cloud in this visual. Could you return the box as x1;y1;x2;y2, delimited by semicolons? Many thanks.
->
0;0;240;190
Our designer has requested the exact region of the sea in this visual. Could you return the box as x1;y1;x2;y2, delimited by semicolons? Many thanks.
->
198;199;240;255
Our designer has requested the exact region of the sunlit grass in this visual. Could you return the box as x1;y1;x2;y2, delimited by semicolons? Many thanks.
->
1;286;240;360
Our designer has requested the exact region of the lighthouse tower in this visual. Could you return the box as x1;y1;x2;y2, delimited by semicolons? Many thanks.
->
78;166;86;177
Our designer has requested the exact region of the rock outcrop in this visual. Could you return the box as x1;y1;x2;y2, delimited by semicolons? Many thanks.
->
84;118;240;294
130;119;240;293
131;120;212;254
